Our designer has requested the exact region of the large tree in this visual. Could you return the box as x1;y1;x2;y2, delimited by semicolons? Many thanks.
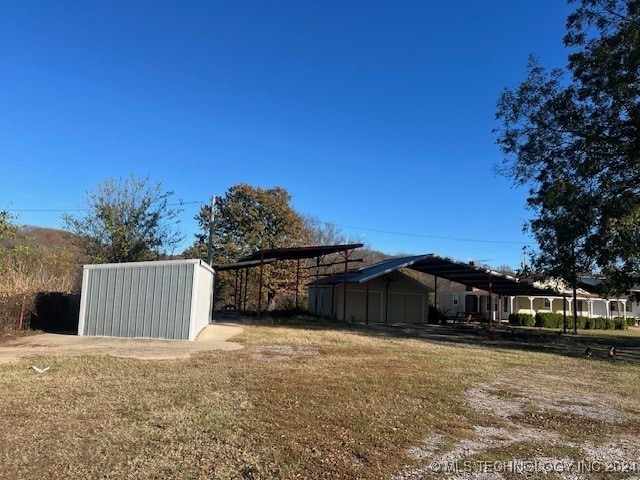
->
187;184;311;310
495;0;640;303
63;175;184;263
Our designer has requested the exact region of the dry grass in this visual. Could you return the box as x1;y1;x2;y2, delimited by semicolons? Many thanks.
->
0;226;84;332
1;318;639;479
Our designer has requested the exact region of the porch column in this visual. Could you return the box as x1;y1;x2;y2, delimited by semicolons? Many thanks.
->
622;299;627;320
528;296;534;316
568;298;573;316
547;297;554;311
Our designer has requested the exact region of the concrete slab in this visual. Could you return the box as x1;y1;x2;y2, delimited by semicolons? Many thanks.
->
0;322;244;364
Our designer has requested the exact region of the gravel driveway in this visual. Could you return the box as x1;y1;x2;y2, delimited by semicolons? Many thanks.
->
0;322;244;364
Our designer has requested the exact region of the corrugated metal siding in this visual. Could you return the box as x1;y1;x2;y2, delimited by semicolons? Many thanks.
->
82;262;194;340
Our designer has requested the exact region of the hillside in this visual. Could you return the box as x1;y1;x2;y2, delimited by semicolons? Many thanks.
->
0;226;86;332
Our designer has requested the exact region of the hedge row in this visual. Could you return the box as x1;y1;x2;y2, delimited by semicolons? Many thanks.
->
509;312;636;330
508;313;535;326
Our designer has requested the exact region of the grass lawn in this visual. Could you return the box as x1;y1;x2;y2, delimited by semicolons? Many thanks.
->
1;317;639;479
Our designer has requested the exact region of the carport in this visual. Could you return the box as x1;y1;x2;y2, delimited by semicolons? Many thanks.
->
403;254;557;326
311;254;557;327
215;244;364;316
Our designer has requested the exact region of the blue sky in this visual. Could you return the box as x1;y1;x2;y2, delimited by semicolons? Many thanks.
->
0;1;575;269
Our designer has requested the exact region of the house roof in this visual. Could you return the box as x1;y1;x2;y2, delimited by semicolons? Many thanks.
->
314;255;428;284
315;254;559;296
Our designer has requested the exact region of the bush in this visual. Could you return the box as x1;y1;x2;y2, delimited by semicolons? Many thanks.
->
0;294;33;333
566;315;588;330
614;318;628;330
628;317;638;327
535;312;563;329
521;313;635;331
509;313;535;326
428;305;442;324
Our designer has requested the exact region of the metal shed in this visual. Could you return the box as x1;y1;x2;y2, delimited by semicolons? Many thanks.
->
78;259;214;341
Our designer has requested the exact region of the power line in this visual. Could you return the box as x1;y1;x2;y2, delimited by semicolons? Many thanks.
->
4;202;530;247
5;208;84;212
328;222;531;246
3;200;205;213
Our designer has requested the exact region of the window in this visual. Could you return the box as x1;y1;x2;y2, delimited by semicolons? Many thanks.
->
543;299;551;309
576;300;584;312
503;297;508;313
626;302;633;312
610;301;618;312
453;294;459;306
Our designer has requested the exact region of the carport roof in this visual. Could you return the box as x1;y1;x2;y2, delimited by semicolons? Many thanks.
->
238;243;363;262
315;254;559;297
215;244;364;272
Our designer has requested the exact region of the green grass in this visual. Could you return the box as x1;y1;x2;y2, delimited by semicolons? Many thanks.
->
1;317;639;479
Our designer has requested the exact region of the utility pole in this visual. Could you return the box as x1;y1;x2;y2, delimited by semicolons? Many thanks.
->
206;195;216;266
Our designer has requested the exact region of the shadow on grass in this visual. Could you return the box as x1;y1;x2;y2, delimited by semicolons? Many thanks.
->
234;312;640;365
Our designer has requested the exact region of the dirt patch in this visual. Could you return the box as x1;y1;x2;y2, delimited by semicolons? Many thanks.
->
250;345;321;362
0;322;243;363
396;371;640;479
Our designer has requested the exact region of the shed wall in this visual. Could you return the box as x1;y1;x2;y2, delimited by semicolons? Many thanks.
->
189;264;215;340
79;260;213;340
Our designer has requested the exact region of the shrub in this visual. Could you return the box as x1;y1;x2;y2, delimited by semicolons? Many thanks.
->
509;313;535;326
535;312;563;329
0;227;84;333
627;317;638;327
0;294;33;333
570;315;588;330
428;305;442;324
614;318;628;330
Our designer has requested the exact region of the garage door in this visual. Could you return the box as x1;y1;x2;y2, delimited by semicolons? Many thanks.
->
388;293;424;323
346;290;382;323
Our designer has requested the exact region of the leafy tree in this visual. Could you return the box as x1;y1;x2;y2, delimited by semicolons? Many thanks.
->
0;210;15;241
188;184;311;309
63;175;184;263
495;0;640;308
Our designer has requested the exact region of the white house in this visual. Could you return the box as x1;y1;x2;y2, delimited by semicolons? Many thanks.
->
437;277;637;322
